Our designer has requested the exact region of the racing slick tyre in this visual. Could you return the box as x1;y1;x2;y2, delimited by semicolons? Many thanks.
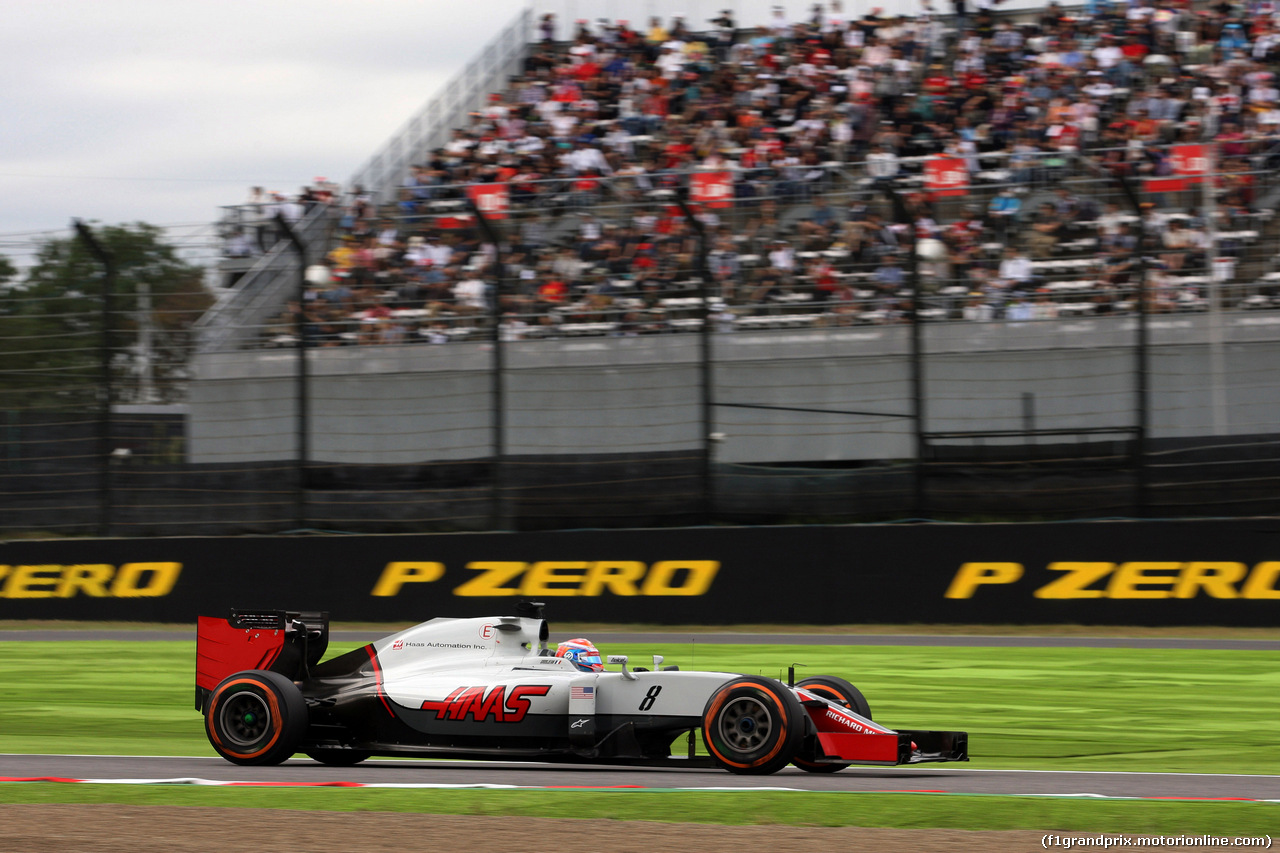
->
792;675;872;773
205;670;307;766
702;676;805;775
306;749;372;766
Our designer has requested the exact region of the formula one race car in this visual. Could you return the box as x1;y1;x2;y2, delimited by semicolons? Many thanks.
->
195;603;967;775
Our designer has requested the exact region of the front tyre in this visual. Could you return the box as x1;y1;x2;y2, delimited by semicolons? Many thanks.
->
702;676;804;775
793;675;871;773
205;670;307;766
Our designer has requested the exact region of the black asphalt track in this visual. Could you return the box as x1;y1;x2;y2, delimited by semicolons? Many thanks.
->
2;753;1278;800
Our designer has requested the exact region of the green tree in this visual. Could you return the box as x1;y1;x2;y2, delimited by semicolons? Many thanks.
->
0;222;213;412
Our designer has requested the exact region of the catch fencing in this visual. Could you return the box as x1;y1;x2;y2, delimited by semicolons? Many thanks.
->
5;143;1280;535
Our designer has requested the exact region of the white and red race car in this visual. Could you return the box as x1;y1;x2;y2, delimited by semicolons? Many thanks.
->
196;603;968;775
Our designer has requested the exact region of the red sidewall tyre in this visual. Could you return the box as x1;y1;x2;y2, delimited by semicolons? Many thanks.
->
206;670;307;766
702;676;804;775
793;675;871;773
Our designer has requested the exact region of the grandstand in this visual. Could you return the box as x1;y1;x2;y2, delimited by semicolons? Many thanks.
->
9;1;1280;535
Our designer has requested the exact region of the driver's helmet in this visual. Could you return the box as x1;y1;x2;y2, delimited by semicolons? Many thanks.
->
555;638;603;672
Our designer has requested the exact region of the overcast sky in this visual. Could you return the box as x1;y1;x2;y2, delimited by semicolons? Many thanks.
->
2;0;984;255
1;0;541;242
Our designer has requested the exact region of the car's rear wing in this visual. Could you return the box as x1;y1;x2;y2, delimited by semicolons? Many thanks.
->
195;609;328;711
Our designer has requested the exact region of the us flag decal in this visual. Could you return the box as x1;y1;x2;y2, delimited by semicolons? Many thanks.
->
570;686;594;700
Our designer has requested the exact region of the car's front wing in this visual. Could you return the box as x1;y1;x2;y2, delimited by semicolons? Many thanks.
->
811;728;969;765
799;693;968;766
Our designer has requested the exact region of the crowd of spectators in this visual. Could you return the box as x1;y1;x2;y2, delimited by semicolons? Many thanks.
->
228;0;1280;345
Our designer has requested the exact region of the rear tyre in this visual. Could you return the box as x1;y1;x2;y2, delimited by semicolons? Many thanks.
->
306;749;372;766
702;676;805;775
205;670;307;766
793;675;871;773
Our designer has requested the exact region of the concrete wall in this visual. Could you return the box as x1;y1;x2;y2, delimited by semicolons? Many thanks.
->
188;313;1280;464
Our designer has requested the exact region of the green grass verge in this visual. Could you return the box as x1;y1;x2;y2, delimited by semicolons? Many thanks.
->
1;640;1277;830
0;786;1275;835
5;641;1277;774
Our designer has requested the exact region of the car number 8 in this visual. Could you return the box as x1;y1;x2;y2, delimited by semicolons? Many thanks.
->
638;685;662;711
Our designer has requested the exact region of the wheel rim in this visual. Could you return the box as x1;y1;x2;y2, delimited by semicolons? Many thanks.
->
219;691;272;747
717;695;773;752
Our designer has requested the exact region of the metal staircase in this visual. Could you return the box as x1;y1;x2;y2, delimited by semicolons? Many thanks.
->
194;203;333;353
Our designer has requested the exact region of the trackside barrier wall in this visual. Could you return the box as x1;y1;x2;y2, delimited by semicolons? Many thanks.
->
2;520;1279;625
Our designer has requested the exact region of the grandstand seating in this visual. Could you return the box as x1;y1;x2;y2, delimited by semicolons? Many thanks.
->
210;3;1280;350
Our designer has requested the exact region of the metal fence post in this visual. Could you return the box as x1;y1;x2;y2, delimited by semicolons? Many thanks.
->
276;214;310;530
72;220;115;537
875;187;926;518
675;194;716;525
467;200;508;531
1074;154;1149;517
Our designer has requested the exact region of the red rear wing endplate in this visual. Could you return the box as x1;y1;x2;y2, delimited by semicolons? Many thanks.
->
195;615;288;693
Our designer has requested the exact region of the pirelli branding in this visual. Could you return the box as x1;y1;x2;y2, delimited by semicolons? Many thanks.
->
945;561;1280;600
372;560;720;598
0;558;720;601
0;563;182;599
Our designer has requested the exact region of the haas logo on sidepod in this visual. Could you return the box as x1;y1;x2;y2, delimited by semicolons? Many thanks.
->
421;685;551;722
